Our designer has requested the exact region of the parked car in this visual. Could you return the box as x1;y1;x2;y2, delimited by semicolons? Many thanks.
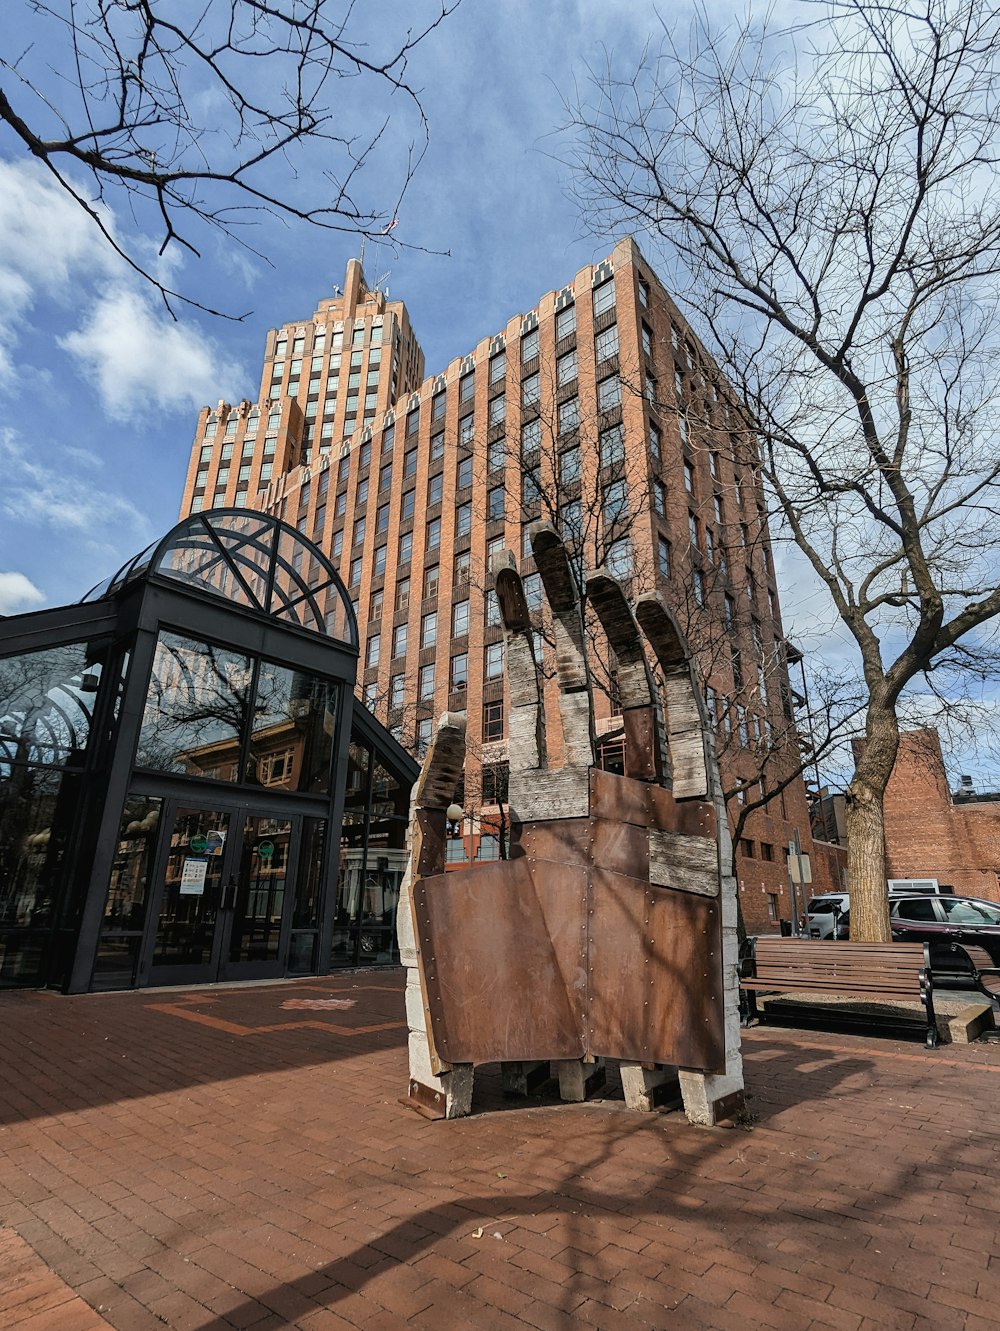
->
833;895;1000;978
805;894;850;939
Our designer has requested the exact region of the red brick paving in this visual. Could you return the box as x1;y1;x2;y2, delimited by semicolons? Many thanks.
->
1;972;999;1330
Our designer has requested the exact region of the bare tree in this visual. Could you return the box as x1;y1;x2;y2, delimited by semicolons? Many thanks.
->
1;0;459;315
565;0;1000;940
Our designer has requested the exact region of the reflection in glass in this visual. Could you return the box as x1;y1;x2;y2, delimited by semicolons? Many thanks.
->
0;765;83;985
344;742;371;811
153;806;230;967
371;762;409;819
136;632;250;779
229;814;291;963
0;642;105;769
249;662;337;794
93;795;162;987
288;817;327;973
361;818;406;964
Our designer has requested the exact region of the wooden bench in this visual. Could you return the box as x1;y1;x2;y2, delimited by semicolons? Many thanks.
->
740;938;939;1048
947;942;1000;1007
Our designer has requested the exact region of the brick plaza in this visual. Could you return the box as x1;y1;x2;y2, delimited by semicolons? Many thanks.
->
1;972;999;1331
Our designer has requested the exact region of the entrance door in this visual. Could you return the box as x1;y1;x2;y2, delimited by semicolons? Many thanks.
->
144;802;297;986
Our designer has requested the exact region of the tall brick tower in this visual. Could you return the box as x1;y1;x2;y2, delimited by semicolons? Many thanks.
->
180;240;844;934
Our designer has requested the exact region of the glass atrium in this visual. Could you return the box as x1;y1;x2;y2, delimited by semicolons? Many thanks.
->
0;510;417;991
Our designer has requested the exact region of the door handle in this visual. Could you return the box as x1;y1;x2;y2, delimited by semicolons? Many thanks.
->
222;878;237;910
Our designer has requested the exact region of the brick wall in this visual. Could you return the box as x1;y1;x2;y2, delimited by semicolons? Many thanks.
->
883;728;1000;902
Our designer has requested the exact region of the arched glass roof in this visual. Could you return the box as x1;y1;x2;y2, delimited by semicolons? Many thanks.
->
81;510;357;646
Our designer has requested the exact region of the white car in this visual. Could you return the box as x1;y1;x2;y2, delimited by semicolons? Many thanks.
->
805;894;850;939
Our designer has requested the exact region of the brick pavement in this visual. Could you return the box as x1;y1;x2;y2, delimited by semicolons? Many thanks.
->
1;972;999;1331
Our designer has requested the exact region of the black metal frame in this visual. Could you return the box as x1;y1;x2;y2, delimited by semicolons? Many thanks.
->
0;509;418;993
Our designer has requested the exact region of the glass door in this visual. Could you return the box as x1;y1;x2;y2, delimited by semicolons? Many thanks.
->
147;803;236;985
144;802;303;986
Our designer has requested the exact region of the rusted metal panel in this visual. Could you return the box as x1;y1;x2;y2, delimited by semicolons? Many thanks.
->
412;859;587;1064
645;783;717;839
589;816;650;881
589;767;649;826
588;874;725;1070
511;818;591;868
412;809;447;878
622;706;660;782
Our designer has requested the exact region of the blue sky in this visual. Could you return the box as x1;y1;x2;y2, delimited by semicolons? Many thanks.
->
2;0;998;787
0;0;659;611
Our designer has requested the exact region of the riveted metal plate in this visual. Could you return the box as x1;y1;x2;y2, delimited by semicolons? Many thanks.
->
646;783;717;839
589;767;650;826
412;858;587;1064
587;874;724;1069
511;818;592;868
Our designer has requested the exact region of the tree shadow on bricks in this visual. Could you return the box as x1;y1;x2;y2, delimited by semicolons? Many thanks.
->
185;1037;934;1330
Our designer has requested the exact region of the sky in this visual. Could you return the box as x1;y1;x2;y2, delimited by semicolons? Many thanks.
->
1;0;997;788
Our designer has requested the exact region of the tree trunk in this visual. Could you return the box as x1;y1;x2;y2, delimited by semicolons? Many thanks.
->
844;705;900;942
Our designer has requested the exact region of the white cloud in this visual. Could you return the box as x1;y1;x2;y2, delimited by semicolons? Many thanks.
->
59;286;244;420
0;571;45;615
0;427;151;556
0;159;246;417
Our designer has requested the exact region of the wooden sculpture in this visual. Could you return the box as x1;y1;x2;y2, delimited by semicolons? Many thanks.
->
397;524;744;1125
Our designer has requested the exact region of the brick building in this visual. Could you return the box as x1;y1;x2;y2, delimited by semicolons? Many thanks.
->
180;238;842;933
880;728;1000;902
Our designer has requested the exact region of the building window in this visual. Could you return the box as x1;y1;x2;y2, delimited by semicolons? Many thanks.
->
454;549;471;584
684;459;696;494
606;538;633;580
487;437;506;473
603;478;629;526
521;418;541;457
395;578;410;612
521;328;539;361
392;623;408;657
404;449;418;478
595;324;618;363
558;397;580;435
523;467;542;506
353;516;366;547
488;395;506;426
740;838;755;858
416;717;433;757
389;674;405;709
418;664;435;701
459;415;475;446
523;572;542;611
592;279;616;317
427;473;443;505
657;535;671;578
379;463;392;493
432;392;446;421
331;529;343;558
365;633;380;669
430;432;445;461
560;447;581;486
487;486;505;522
349;557;362;587
489;352;506;385
373;544;387;576
376;503;390;533
450;653;468;691
522;373;540;408
452;600;470;637
642;324;654;358
369;588;383;623
595;371;625;419
485;589;501;628
599;424;624;468
421;565;439;600
483;699;504;741
407;409;419;436
363;680;378;708
457;455;473;489
484;638;503;676
426;517;441;549
399;531;413;563
557;349;578;386
638;277;650;309
555;304;576;340
476;834;501;862
456;503;472;537
767;893;779;922
460;372;475;402
761;843;775;862
653;480;667;516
